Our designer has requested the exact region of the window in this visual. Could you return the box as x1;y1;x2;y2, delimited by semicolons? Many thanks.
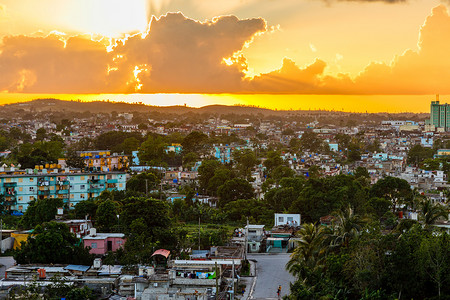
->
80;185;85;190
18;206;23;210
18;197;23;201
91;242;97;249
19;187;23;192
119;183;123;188
70;194;74;198
29;187;34;191
80;194;85;199
29;196;34;200
29;178;34;182
18;178;23;183
80;176;85;180
287;217;293;222
278;217;284;222
5;178;11;183
116;240;123;245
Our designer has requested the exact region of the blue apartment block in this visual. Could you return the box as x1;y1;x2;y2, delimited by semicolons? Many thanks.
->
0;170;126;212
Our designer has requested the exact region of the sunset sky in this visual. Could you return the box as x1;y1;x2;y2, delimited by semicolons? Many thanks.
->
0;0;449;112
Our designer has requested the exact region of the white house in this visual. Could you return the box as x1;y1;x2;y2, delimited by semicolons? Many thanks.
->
274;213;301;227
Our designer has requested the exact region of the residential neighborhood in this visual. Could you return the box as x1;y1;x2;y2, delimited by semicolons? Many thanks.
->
0;98;448;299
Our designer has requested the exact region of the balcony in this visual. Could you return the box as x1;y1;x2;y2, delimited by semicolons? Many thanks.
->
5;189;16;196
3;182;17;187
37;190;50;196
88;178;101;183
57;180;70;185
3;200;17;206
89;185;102;192
106;179;118;184
56;189;69;194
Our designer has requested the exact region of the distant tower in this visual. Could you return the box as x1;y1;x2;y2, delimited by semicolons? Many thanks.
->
429;94;450;131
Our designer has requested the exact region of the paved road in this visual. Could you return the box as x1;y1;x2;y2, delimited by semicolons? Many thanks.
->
0;256;15;279
248;254;294;299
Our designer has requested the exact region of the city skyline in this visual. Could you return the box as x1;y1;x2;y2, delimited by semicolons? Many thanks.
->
1;0;450;112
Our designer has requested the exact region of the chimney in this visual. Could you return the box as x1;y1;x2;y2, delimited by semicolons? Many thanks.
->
436;94;440;102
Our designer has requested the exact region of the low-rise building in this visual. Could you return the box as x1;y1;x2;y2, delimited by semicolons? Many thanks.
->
83;229;126;255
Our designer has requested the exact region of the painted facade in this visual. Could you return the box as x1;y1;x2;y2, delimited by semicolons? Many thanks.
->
0;170;126;212
83;233;126;255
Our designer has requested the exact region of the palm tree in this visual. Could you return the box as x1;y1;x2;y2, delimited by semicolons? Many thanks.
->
286;223;329;279
418;198;448;226
330;205;365;248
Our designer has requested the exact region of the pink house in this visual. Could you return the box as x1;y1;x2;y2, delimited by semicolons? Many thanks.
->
83;232;126;255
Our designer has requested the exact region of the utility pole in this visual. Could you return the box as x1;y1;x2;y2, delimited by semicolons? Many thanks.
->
145;179;148;196
0;218;3;254
232;259;235;298
245;217;249;261
198;216;201;250
215;261;219;300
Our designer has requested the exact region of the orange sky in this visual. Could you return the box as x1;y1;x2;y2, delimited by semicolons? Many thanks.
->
0;0;449;112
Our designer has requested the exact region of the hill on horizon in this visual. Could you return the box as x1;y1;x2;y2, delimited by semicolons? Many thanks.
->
1;98;430;118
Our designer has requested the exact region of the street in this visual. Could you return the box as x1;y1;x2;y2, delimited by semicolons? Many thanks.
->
0;256;15;279
248;253;295;299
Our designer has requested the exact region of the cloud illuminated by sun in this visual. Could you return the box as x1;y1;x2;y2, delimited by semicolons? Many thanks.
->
64;0;150;38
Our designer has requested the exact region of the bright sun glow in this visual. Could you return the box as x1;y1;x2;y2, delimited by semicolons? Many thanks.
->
66;0;149;38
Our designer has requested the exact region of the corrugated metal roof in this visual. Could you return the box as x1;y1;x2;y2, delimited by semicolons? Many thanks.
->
64;265;90;272
152;249;170;258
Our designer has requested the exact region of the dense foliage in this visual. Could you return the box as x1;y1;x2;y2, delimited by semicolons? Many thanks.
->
14;222;93;265
286;222;450;300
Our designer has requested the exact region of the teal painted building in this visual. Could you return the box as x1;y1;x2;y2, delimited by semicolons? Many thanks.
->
430;97;450;131
0;170;126;212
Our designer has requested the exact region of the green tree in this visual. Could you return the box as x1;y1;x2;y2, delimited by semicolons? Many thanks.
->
96;200;118;232
35;128;47;141
14;222;93;265
418;198;448;226
119;137;141;155
73;198;98;220
286;223;329;279
198;159;222;193
407;144;434;165
354;166;370;179
300;131;324;153
21;198;64;229
422;158;440;170
127;172;159;194
330;205;365;248
370;176;413;213
65;148;85;169
270;165;295;183
364;197;392;219
0;135;8;151
263;151;284;174
120;197;175;250
417;232;450;298
217;178;254;207
182;152;199;169
223;199;274;226
182;131;209;155
207;168;235;196
232;149;258;178
66;286;95;300
138;135;168;165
